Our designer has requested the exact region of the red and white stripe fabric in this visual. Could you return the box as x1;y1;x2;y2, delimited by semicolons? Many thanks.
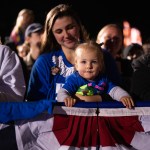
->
15;105;150;150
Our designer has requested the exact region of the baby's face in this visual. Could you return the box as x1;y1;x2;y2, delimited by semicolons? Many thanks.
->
75;48;102;80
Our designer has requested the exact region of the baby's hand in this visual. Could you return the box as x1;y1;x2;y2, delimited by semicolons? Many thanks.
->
64;97;76;107
120;96;134;109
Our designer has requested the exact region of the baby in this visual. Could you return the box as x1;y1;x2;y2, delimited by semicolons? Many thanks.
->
57;40;134;109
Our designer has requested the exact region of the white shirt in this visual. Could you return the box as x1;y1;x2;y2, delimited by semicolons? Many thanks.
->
0;44;26;101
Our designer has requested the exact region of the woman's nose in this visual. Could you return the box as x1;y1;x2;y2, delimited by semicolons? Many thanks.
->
63;30;69;37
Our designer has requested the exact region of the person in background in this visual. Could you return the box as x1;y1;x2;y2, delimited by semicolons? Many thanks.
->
17;43;30;58
123;43;144;61
4;37;29;88
131;53;150;101
9;9;35;46
96;24;124;87
0;42;26;150
96;24;133;92
0;44;26;101
96;24;123;59
96;24;123;84
57;41;134;109
142;38;150;55
26;4;122;102
123;20;142;48
22;23;43;84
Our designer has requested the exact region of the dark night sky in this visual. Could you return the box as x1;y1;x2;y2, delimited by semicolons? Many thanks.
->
0;0;150;43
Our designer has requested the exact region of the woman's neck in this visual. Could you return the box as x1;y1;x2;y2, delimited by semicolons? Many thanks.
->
62;47;75;65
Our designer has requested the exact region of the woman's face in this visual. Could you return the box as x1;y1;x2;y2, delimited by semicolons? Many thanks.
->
52;16;80;50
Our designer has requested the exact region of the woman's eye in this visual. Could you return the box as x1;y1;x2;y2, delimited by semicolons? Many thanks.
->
55;29;62;34
67;24;75;30
92;61;98;64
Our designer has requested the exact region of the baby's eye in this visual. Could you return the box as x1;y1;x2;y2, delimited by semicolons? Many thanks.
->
81;60;86;64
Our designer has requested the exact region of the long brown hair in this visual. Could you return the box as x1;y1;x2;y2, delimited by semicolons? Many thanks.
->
41;4;89;53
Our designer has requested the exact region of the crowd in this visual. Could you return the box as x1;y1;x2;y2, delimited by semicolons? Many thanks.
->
0;3;150;149
1;4;150;107
2;6;147;102
1;5;148;102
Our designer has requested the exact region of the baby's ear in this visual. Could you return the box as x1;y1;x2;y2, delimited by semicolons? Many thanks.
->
74;60;78;70
74;67;78;72
74;63;77;70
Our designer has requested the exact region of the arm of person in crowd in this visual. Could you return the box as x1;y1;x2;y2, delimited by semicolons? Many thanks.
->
0;45;26;101
109;86;134;109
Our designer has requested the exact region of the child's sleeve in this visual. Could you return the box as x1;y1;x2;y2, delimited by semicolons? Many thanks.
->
109;86;130;101
57;88;70;102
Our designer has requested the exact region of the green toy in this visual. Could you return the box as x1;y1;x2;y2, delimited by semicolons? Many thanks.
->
76;84;95;96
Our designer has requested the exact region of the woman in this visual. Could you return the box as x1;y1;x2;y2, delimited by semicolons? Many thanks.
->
26;4;120;102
